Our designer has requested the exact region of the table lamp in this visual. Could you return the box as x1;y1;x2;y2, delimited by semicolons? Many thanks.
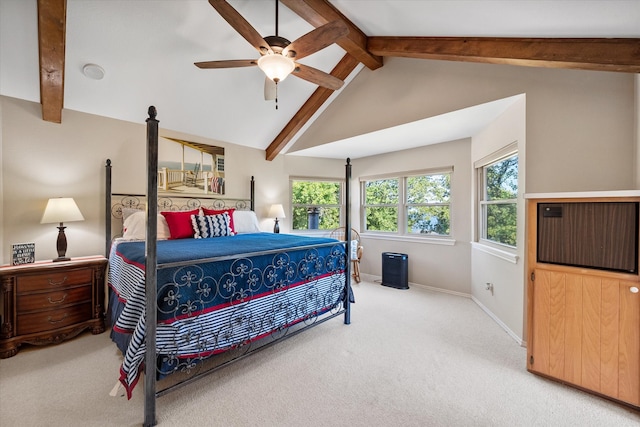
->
41;197;85;262
268;204;286;233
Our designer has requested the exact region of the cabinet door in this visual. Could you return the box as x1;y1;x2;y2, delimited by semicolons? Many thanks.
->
529;269;640;406
619;281;640;406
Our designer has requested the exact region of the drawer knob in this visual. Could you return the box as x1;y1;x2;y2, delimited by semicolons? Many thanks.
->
48;276;68;286
47;293;68;304
630;286;639;294
47;313;69;324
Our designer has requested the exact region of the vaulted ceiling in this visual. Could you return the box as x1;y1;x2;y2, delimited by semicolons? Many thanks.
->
1;0;638;160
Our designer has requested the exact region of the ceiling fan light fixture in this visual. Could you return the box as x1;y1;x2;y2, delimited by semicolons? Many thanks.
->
257;53;295;83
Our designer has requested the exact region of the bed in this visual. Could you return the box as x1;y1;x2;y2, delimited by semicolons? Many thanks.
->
105;107;354;426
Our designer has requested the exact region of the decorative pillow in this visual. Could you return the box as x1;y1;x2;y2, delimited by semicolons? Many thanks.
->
122;207;143;221
161;209;200;239
202;208;236;235
232;210;261;234
350;240;360;261
191;213;232;238
122;211;171;240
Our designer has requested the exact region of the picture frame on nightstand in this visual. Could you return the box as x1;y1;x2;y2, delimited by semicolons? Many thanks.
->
11;242;35;266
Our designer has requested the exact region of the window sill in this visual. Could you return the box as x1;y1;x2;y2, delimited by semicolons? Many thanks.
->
471;241;519;264
361;233;456;246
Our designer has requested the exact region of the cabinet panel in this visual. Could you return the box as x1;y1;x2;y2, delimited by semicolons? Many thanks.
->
531;269;551;375
549;271;566;378
563;273;583;384
581;276;601;391
619;281;640;406
600;279;619;398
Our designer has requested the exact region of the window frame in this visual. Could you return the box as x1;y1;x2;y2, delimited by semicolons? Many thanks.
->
289;176;344;233
475;143;518;250
360;167;453;238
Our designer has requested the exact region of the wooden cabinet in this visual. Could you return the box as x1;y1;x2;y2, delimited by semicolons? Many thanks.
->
529;269;639;406
527;196;640;409
0;256;107;358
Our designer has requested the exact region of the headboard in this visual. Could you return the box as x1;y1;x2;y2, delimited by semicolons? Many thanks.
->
105;159;254;255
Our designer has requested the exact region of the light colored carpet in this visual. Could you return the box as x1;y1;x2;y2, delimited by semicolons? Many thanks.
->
1;280;638;426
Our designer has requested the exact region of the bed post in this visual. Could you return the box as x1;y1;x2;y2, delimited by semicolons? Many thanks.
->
250;176;255;211
344;158;352;325
144;106;159;427
105;159;112;258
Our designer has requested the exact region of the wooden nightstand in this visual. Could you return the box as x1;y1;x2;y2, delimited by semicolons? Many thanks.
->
0;256;107;358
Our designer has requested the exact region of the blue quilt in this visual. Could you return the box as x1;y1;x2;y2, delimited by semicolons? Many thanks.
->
108;233;347;398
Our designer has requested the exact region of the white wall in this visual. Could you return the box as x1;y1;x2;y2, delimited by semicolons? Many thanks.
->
0;96;345;264
470;96;527;343
293;58;636;192
353;138;472;295
636;74;640;189
0;97;3;263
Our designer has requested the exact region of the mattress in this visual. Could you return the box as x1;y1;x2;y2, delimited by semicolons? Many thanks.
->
108;233;347;398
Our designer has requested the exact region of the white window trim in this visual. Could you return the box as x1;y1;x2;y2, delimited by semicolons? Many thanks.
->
474;142;518;255
289;176;344;233
361;167;453;239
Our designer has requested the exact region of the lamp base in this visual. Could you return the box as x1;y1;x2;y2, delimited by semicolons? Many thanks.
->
274;218;280;234
55;224;69;261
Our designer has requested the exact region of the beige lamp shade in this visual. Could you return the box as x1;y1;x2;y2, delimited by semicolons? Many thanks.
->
41;198;85;224
268;204;286;219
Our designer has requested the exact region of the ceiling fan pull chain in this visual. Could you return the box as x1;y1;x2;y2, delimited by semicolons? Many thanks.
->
275;83;279;110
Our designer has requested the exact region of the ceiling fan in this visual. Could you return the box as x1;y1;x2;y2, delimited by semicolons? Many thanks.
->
195;0;349;105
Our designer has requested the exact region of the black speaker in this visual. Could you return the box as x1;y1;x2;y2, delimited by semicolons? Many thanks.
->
381;252;409;289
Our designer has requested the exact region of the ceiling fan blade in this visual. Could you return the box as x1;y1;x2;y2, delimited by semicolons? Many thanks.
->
283;20;349;60
264;77;276;101
208;0;272;54
195;59;257;69
293;64;344;91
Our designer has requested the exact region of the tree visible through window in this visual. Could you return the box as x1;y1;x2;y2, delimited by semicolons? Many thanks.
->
291;179;342;231
407;174;450;235
364;179;399;232
362;171;451;236
480;153;518;247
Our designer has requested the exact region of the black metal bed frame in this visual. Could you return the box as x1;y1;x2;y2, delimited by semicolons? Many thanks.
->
105;106;353;426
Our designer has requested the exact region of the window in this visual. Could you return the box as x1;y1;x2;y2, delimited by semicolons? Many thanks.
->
363;178;399;232
406;174;450;235
478;150;518;247
290;178;342;231
362;169;451;236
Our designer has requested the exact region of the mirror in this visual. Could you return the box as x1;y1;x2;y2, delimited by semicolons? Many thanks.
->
158;137;225;196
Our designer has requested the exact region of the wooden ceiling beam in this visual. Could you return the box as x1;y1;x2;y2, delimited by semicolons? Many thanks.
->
37;0;67;123
281;0;382;70
265;54;360;161
368;37;640;73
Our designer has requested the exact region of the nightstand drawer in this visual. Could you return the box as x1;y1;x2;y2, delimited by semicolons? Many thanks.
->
16;285;92;313
17;302;93;335
16;269;92;293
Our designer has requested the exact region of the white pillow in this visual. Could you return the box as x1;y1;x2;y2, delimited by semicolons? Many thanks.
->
122;211;171;240
232;210;261;234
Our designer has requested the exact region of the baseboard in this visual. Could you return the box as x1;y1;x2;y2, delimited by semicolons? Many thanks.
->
471;296;525;347
359;273;525;347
